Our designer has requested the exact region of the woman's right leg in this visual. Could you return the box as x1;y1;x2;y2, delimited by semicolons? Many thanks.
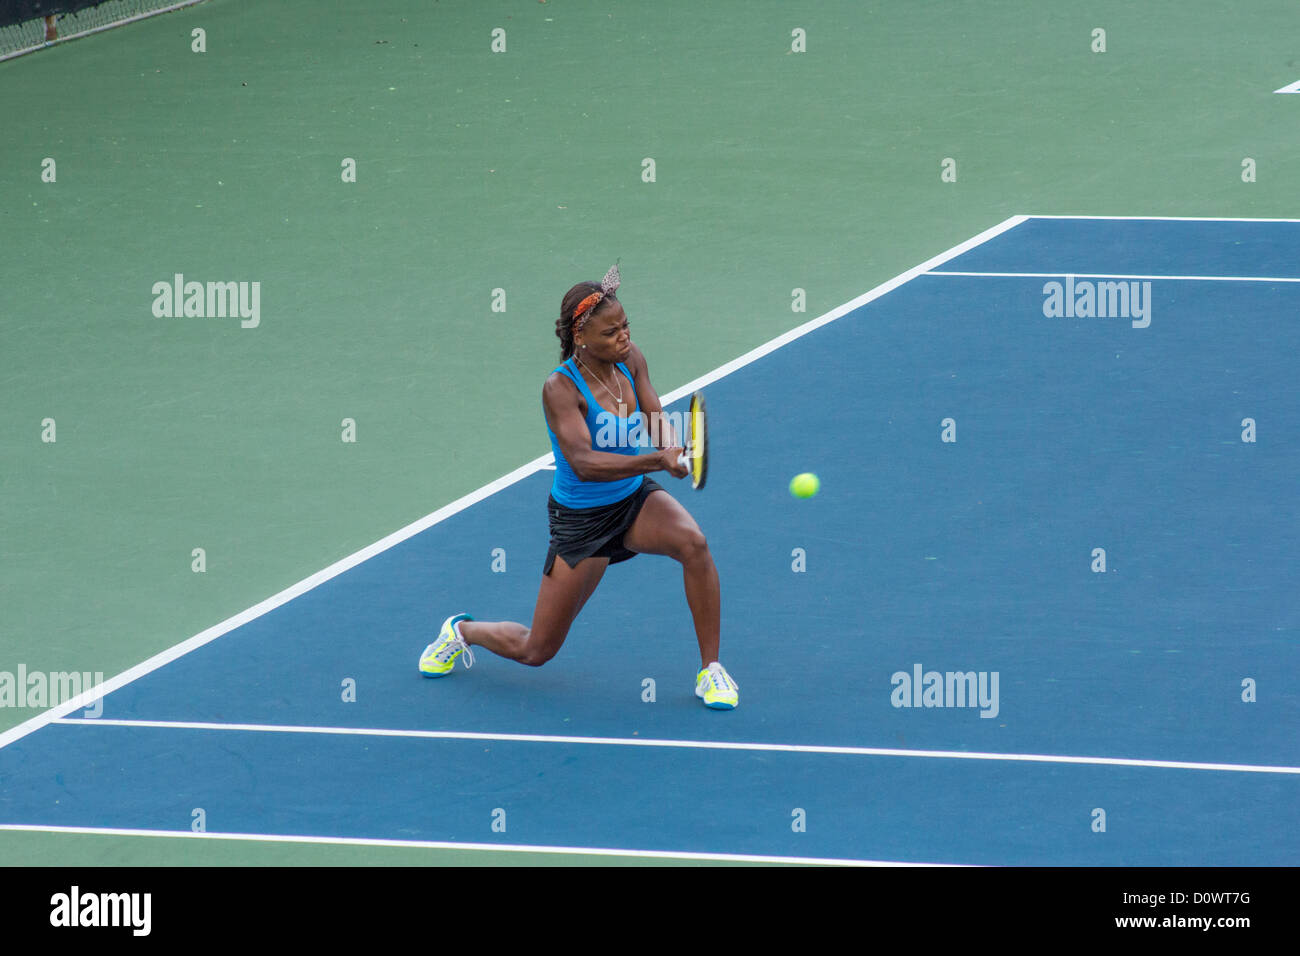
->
457;554;609;667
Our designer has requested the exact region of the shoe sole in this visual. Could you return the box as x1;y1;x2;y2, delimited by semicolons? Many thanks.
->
704;699;737;709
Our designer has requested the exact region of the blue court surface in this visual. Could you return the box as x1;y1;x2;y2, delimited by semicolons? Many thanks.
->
3;216;1297;865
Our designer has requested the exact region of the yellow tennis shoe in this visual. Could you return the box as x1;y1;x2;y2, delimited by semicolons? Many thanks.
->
695;662;739;709
419;613;475;677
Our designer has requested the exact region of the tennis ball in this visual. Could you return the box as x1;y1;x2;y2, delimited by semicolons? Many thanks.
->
789;473;820;499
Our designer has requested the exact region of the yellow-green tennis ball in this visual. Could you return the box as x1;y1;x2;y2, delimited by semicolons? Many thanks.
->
789;473;820;498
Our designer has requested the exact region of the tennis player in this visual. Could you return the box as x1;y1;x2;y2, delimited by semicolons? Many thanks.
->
419;264;739;709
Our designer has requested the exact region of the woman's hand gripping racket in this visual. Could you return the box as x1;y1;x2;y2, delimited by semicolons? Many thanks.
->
675;391;708;490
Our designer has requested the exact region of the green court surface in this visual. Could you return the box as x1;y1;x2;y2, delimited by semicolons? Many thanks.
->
2;0;1296;866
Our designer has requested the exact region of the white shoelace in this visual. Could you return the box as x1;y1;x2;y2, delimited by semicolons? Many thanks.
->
437;629;474;669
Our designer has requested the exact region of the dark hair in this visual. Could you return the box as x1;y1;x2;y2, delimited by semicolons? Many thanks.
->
555;282;618;360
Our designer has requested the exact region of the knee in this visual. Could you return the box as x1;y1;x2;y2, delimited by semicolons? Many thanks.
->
677;529;710;565
518;629;558;667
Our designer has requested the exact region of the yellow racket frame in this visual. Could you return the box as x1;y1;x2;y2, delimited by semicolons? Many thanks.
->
688;391;708;490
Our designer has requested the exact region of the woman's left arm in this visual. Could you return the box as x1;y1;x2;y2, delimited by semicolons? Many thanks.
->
626;342;680;449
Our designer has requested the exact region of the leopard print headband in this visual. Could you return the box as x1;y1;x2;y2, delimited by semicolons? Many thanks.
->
572;262;621;333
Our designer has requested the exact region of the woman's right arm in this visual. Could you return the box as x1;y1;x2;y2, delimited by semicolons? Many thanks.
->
543;374;687;481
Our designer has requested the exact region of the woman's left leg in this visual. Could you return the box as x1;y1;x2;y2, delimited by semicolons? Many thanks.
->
621;490;719;667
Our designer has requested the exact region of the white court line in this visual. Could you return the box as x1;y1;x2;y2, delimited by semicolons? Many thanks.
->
650;214;1028;399
0;824;954;866
1026;214;1300;223
0;451;553;752
928;270;1300;283
52;718;1300;775
0;214;1029;756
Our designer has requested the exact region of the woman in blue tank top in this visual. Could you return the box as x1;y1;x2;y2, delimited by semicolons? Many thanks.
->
417;264;739;709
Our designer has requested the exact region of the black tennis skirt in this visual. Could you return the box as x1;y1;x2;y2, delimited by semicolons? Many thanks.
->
543;477;663;575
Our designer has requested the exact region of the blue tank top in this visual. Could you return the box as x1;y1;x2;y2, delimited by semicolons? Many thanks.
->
546;356;647;507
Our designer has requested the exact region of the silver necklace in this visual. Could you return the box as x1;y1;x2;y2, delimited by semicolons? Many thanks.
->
577;355;624;404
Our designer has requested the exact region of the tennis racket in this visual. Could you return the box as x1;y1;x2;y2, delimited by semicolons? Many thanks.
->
676;390;708;490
